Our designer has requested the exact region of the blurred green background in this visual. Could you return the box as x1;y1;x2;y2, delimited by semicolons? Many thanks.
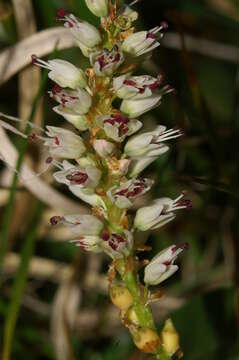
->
0;0;239;359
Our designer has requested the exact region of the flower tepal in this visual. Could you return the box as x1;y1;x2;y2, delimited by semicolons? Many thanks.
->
85;0;109;17
144;244;189;285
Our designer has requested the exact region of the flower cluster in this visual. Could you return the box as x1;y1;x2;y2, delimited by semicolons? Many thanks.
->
29;1;191;357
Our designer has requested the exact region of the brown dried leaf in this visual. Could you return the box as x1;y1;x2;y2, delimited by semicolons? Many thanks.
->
0;27;74;86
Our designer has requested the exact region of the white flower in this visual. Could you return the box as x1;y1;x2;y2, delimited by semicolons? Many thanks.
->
124;125;183;157
113;74;162;100
44;126;86;159
50;213;104;235
107;178;154;209
49;85;92;115
122;23;168;57
53;160;101;189
128;155;161;178
53;106;89;131
100;229;133;258
90;45;124;77
96;114;142;142
56;9;101;52
85;0;108;17
50;214;104;253
120;94;162;118
93;139;116;158
144;244;188;285
134;194;191;231
71;187;106;209
32;56;87;89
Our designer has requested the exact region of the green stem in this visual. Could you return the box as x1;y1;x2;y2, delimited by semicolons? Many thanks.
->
117;257;172;359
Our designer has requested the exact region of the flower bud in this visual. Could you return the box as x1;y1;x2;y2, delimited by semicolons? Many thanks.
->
128;155;160;178
124;125;182;157
132;328;160;353
114;5;138;30
134;194;191;232
113;74;162;100
126;307;140;325
53;106;89;131
161;319;180;356
122;24;167;57
85;0;108;17
56;11;101;47
52;213;104;236
110;285;133;310
44;126;86;159
90;45;124;77
32;56;87;89
144;244;188;285
93;139;115;158
120;94;162;118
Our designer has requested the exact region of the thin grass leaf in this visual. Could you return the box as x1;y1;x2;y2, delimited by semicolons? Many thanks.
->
2;201;44;360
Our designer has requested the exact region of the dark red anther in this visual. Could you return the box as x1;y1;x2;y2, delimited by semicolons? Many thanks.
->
55;137;60;145
50;216;63;226
160;21;168;30
132;187;142;196
102;232;110;241
113;53;121;62
113;234;125;243
146;32;155;39
149;81;160;90
183;242;189;250
116;188;128;196
66;172;88;185
31;54;38;64
104;118;115;125
97;55;106;71
163;261;170;266
57;8;67;18
46;156;53;164
109;240;118;251
171;245;177;253
123;79;137;87
52;84;62;94
28;133;38;142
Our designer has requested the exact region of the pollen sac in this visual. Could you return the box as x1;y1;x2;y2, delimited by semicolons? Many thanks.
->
90;45;124;77
107;178;154;209
96;114;142;142
100;230;133;258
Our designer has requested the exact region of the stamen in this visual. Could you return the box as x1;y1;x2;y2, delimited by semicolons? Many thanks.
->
46;156;53;164
0;119;27;139
0;112;44;132
129;0;140;6
50;216;63;225
31;55;51;70
102;232;110;241
159;21;168;31
66;171;88;185
57;8;67;17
